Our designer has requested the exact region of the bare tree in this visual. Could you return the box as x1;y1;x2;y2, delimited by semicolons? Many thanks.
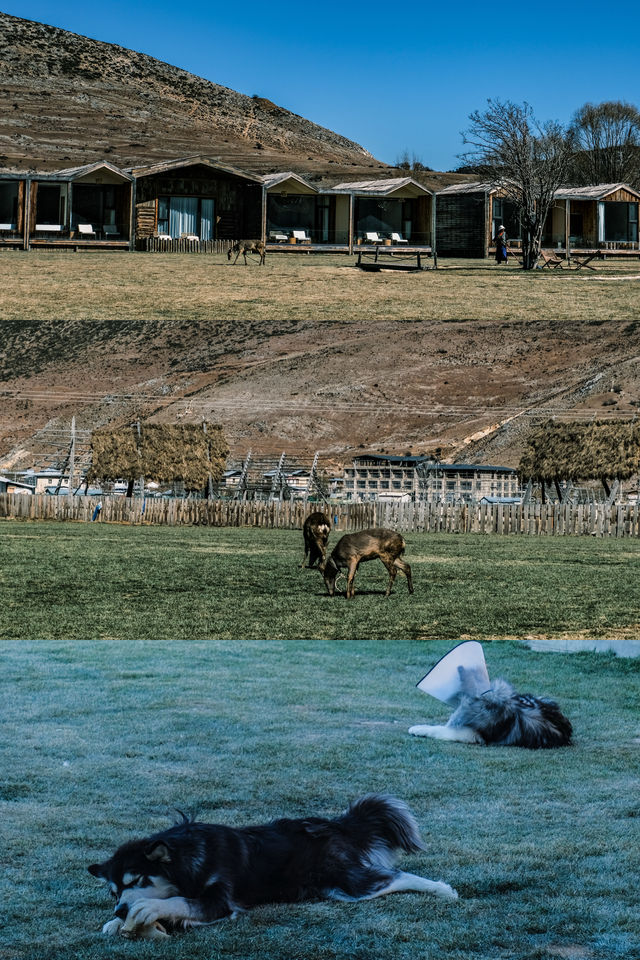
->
462;100;574;269
569;100;640;187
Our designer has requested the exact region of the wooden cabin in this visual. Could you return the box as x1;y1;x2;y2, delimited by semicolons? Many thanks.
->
543;184;640;252
436;182;520;258
130;156;263;247
263;172;318;245
30;162;133;248
330;177;433;250
0;161;133;249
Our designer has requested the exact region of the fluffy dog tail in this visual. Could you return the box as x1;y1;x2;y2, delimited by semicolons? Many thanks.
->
340;794;425;853
477;679;573;749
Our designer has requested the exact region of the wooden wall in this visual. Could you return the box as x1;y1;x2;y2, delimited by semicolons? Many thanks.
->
436;192;487;257
135;172;262;240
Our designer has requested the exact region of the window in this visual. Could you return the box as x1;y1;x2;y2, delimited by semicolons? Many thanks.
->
604;202;639;243
0;182;18;225
37;184;66;225
158;196;214;240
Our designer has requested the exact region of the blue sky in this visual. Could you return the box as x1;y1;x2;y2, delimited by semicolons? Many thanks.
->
4;1;640;171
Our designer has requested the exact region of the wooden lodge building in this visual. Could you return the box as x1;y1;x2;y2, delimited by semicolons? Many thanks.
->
436;180;640;258
0;154;637;259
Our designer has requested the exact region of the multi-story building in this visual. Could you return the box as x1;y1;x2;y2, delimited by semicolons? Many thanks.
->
342;454;519;503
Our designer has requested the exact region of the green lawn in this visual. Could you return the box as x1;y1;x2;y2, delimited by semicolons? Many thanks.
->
1;522;639;960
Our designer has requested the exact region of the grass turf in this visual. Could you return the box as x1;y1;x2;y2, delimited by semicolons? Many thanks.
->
1;521;639;959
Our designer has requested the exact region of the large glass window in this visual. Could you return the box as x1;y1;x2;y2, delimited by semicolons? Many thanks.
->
604;202;639;243
73;184;116;228
0;182;18;226
267;195;315;239
158;196;215;240
36;184;66;225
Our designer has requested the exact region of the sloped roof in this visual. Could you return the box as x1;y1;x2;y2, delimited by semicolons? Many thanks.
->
0;161;132;182
436;181;496;196
261;171;318;194
128;155;263;183
328;177;431;197
554;183;640;201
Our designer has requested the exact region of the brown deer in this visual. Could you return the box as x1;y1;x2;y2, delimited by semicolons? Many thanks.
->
323;528;413;600
227;240;266;265
301;511;331;569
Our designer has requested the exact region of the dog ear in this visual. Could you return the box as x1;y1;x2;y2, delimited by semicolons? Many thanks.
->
144;841;172;863
88;862;108;878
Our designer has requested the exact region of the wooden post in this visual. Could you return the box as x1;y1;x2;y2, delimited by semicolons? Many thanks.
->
261;184;267;244
24;178;31;251
431;192;437;268
348;194;354;255
129;177;136;251
565;199;571;262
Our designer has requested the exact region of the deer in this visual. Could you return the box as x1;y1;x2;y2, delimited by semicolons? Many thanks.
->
322;528;413;600
301;511;331;569
227;240;266;265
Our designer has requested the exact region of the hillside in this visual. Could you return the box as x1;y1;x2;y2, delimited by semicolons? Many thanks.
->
1;254;640;475
0;12;469;191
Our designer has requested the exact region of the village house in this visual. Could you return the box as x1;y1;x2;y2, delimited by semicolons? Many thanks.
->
0;475;33;494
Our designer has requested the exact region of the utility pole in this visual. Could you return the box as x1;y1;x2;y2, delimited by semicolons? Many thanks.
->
67;416;76;497
234;450;252;501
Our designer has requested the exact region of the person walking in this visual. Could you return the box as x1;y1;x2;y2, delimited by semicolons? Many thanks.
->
495;224;508;264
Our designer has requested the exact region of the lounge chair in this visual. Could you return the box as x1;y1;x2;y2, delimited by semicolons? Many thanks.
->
292;229;311;243
365;232;383;244
390;232;408;244
35;224;63;233
102;224;120;239
180;233;199;241
538;249;565;269
0;223;16;232
269;231;289;243
154;232;172;240
77;223;96;238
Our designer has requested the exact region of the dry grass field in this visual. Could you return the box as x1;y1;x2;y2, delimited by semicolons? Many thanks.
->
1;251;640;469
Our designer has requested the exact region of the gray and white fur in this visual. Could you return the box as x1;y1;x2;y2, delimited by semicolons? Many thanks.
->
409;667;572;749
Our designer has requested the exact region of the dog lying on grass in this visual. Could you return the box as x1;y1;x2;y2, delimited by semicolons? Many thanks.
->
88;794;457;938
409;672;573;749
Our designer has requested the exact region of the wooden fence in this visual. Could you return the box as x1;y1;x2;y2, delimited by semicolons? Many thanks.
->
2;494;640;537
138;238;234;254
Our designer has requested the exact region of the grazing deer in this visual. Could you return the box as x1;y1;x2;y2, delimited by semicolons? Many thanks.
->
323;528;413;600
301;511;331;569
227;240;266;265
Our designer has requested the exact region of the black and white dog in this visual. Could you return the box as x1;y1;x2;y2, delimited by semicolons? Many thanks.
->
89;794;457;938
409;670;573;749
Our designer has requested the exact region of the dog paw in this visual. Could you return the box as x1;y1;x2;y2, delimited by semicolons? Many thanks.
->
408;725;436;737
123;899;163;929
101;917;124;936
436;881;459;900
121;921;169;940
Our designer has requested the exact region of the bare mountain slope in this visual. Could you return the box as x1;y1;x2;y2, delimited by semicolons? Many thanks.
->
0;12;373;174
2;255;639;473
